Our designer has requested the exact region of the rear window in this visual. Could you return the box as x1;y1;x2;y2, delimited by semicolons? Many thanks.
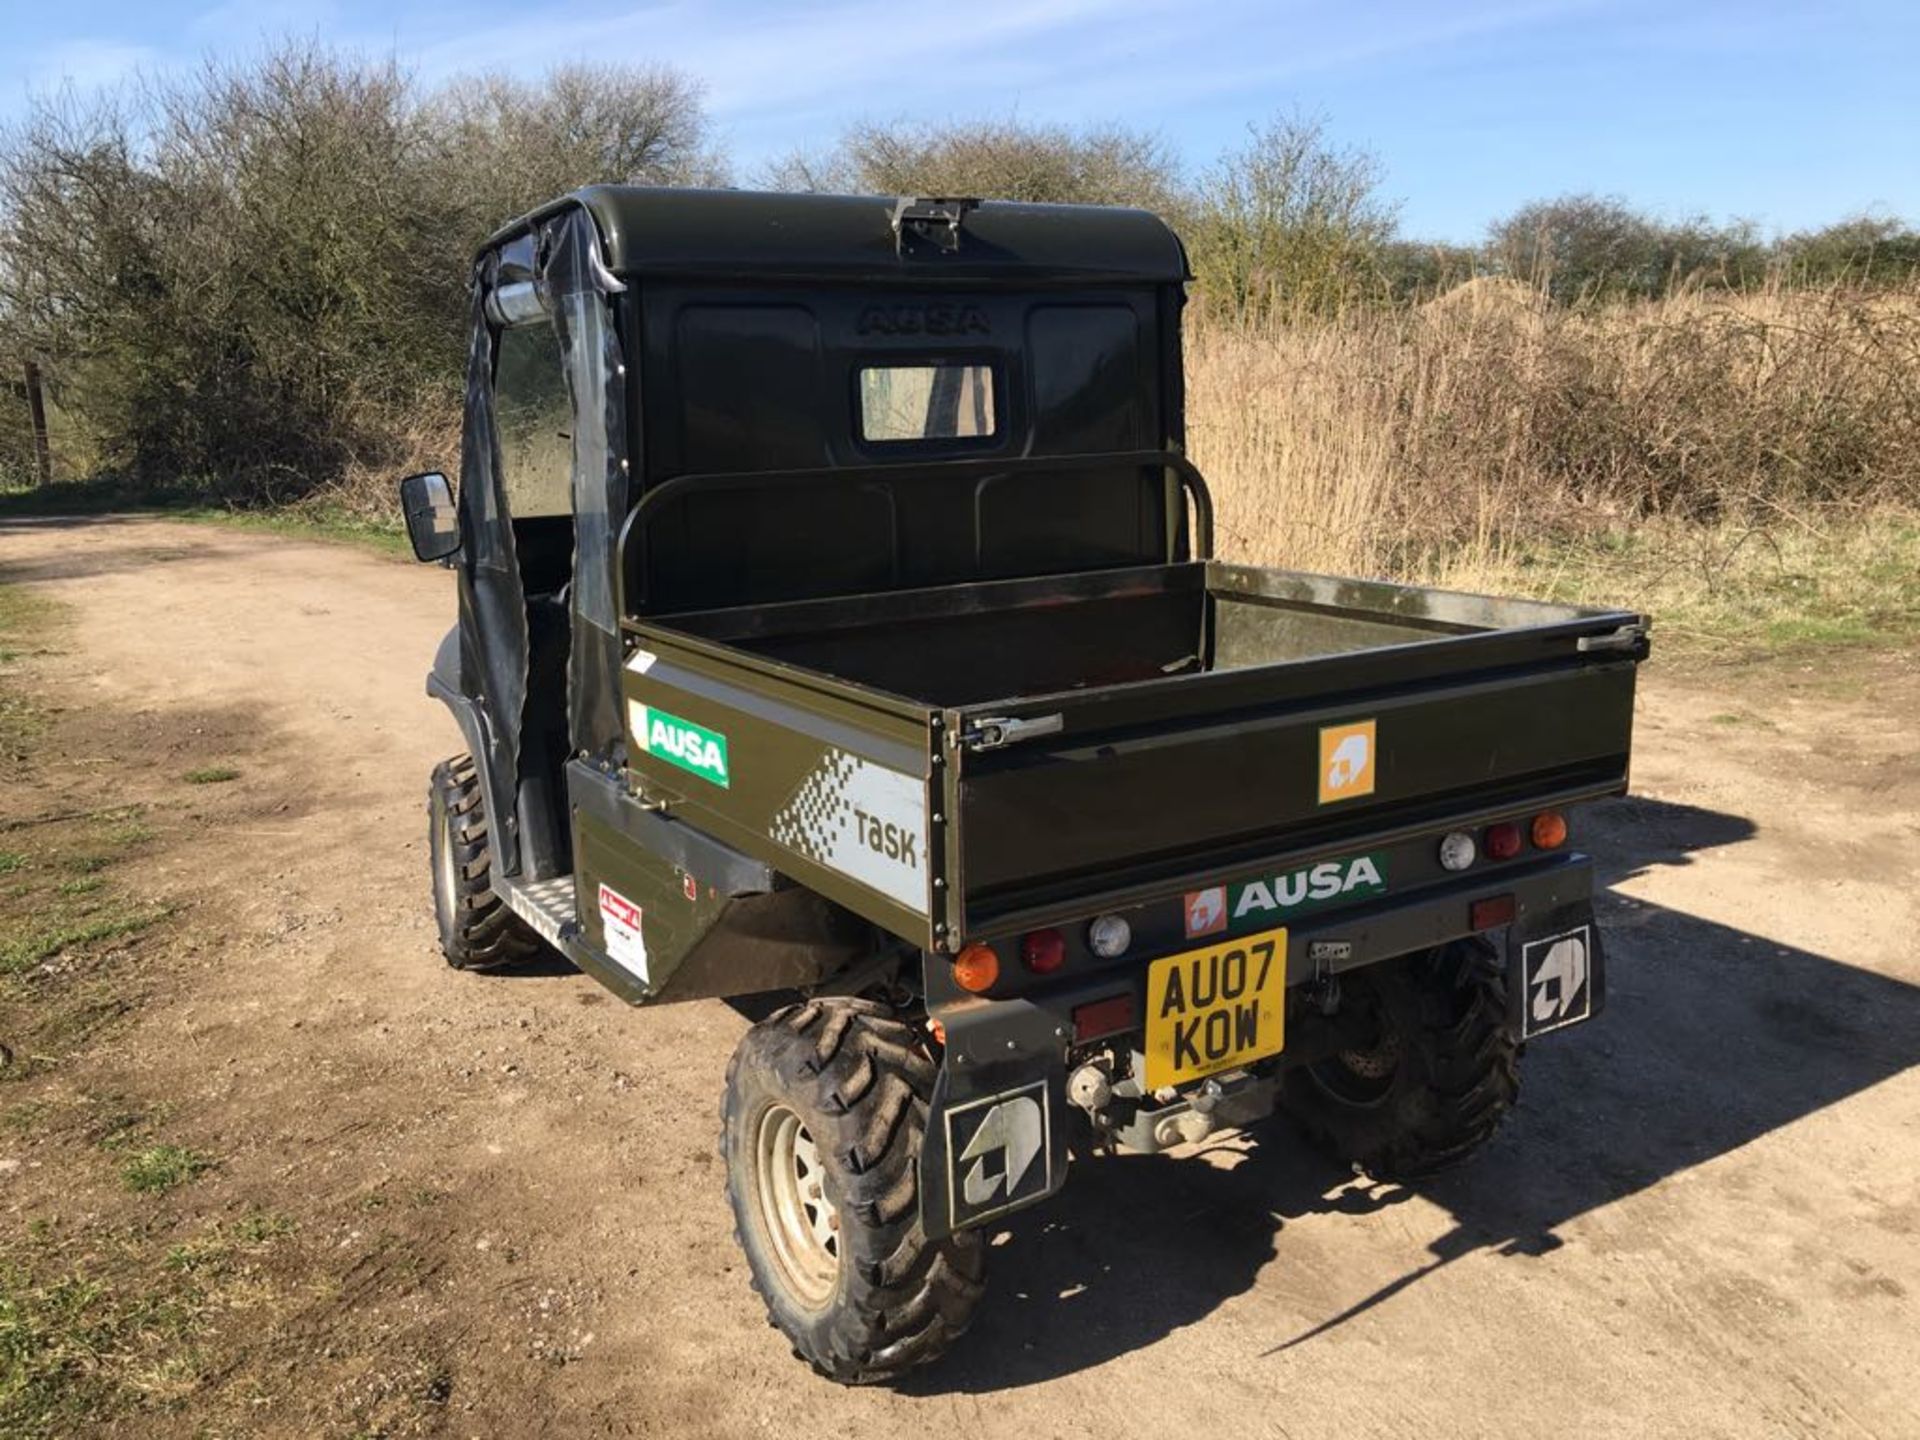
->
858;363;996;443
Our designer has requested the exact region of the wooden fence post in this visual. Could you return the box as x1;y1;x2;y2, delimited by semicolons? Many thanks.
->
23;359;52;487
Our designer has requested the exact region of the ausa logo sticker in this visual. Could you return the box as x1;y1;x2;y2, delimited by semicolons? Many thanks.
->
1318;719;1377;804
629;702;730;788
1229;853;1387;925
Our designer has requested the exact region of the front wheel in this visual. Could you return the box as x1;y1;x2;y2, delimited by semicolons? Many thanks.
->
1279;939;1519;1178
427;753;542;972
721;998;985;1384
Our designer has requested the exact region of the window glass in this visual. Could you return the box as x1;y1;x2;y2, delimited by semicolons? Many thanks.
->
858;363;996;443
494;320;573;518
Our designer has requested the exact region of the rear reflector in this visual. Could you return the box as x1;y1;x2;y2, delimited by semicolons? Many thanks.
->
1471;894;1517;930
1072;993;1136;1042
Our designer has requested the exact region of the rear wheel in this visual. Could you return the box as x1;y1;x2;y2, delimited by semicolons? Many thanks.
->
1280;939;1519;1178
721;998;986;1384
427;753;541;972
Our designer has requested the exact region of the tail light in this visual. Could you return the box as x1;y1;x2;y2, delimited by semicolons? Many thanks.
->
1484;821;1523;860
1532;809;1569;849
1438;830;1477;871
1020;928;1066;975
1087;913;1132;958
953;942;1000;993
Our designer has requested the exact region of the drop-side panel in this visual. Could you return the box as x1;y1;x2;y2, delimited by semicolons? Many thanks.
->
619;627;942;949
950;652;1640;937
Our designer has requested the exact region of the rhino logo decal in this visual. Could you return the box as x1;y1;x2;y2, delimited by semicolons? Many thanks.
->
1318;720;1377;803
945;1082;1051;1226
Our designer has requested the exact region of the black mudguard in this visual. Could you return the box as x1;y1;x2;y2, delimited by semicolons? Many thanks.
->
426;625;505;837
918;997;1070;1241
1506;900;1606;1041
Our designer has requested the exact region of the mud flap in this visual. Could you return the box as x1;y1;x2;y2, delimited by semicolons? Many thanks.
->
1507;902;1607;1040
918;998;1069;1241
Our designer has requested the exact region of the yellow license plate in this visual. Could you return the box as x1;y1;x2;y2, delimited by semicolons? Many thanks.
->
1144;927;1288;1091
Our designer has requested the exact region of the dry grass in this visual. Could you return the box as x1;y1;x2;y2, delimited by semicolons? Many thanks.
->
1190;280;1920;574
1187;281;1920;652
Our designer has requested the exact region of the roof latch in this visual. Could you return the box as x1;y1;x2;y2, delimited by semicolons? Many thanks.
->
891;196;979;255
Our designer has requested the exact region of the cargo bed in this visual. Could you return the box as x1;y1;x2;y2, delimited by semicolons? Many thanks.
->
619;560;1647;952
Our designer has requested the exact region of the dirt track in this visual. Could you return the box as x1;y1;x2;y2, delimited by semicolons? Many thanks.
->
4;515;1919;1438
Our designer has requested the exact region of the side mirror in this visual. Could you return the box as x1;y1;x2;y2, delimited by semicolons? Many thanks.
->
399;471;459;562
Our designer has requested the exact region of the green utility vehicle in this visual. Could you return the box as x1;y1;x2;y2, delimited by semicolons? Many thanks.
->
401;188;1647;1383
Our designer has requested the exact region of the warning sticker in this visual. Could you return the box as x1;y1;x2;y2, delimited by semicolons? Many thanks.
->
598;884;649;982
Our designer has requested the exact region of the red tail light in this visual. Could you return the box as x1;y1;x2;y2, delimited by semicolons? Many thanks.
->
1020;928;1066;975
1485;821;1523;860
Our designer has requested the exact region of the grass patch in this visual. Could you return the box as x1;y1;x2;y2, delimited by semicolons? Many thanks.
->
0;477;408;556
3;1100;51;1134
1447;512;1920;661
0;905;168;977
0;585;56;643
0;1261;207;1434
119;1145;213;1194
175;502;409;556
181;767;238;785
0;853;25;875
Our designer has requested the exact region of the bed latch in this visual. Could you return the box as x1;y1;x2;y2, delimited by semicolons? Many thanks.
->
961;713;1064;752
1576;623;1650;655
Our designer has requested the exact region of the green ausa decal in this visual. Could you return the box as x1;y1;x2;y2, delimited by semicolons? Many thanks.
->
630;702;731;788
1232;853;1387;923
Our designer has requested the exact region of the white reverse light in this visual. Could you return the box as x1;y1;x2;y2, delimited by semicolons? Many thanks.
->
1438;830;1478;872
1087;913;1132;958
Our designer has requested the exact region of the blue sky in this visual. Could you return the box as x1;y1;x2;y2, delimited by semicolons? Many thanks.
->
6;0;1916;242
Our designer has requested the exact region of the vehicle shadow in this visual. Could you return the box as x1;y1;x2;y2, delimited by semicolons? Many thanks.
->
0;514;215;585
906;793;1920;1394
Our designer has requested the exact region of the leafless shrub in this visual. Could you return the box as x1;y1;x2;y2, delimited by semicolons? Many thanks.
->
1186;112;1399;322
764;116;1183;213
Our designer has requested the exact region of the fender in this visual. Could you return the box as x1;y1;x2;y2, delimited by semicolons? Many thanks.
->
425;625;498;819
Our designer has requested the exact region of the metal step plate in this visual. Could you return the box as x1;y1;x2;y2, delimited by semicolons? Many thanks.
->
499;875;576;948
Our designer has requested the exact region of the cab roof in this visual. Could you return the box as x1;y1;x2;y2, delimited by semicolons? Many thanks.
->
489;185;1189;285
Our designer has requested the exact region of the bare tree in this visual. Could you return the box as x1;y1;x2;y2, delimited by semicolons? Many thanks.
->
1189;112;1398;321
765;116;1183;212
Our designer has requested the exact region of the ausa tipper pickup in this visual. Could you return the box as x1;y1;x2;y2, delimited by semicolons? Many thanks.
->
398;188;1648;1383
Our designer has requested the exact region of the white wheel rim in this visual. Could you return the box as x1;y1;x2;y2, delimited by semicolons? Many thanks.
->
432;788;457;918
754;1103;841;1307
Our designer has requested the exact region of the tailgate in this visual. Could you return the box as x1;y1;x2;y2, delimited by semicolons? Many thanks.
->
943;619;1643;937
